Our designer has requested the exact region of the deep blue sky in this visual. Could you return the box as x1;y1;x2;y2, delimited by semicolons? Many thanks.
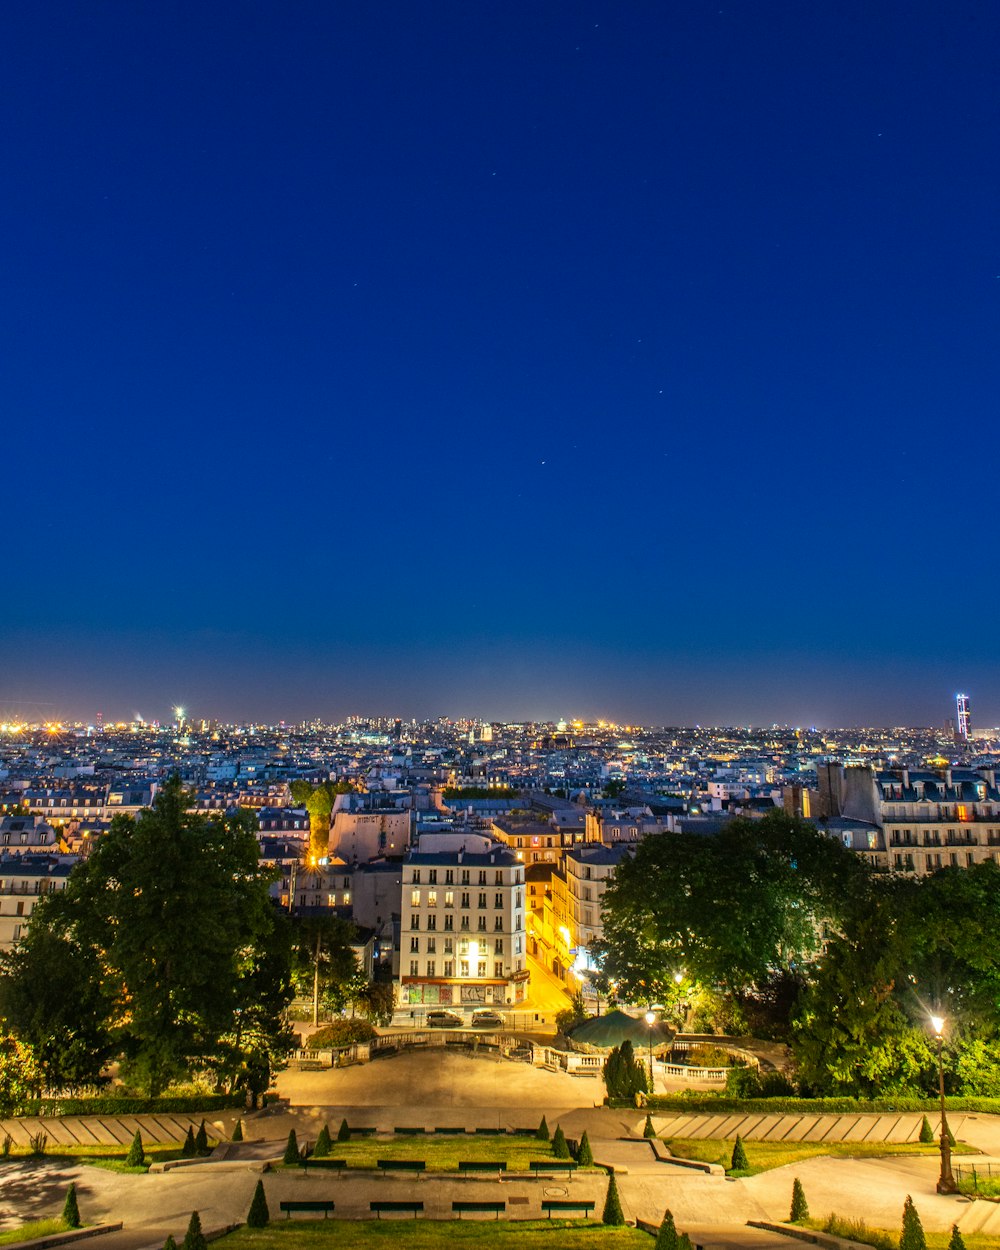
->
2;2;998;727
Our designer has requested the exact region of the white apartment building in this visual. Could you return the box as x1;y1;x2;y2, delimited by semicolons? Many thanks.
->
399;842;528;1013
0;855;73;949
563;843;633;950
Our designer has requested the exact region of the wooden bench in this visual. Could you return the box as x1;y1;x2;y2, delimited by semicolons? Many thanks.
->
279;1200;335;1218
299;1158;347;1172
475;1127;506;1136
349;1126;377;1136
394;1126;426;1135
377;1159;426;1173
512;1128;538;1136
458;1160;507;1173
530;1160;577;1176
370;1200;423;1219
541;1200;595;1219
453;1201;506;1219
435;1127;467;1135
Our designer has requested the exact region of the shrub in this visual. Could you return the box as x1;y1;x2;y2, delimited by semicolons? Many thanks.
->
790;1177;809;1222
246;1180;269;1228
126;1130;145;1168
760;1071;796;1096
552;1125;570;1159
29;1131;47;1157
725;1066;762;1098
730;1135;749;1172
604;1041;649;1100
182;1126;196;1157
536;1116;549;1141
337;1118;351;1142
62;1183;80;1229
0;1134;11;1159
194;1121;208;1154
655;1209;678;1250
602;1171;625;1226
677;1235;693;1250
687;1044;733;1067
163;1236;177;1250
919;1116;934;1143
313;1124;331;1157
643;1114;656;1138
283;1129;300;1164
232;1120;243;1143
182;1211;207;1250
22;1095;246;1117
949;1225;967;1250
577;1131;594;1167
306;1019;377;1048
824;1214;895;1250
900;1195;926;1250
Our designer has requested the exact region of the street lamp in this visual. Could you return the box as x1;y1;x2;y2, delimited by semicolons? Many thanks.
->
644;1010;656;1094
930;1015;957;1194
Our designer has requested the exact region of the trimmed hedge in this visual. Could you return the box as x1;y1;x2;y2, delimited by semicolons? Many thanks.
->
21;1095;248;1118
635;1095;1000;1114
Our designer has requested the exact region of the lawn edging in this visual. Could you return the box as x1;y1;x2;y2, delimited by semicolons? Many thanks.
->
2;1224;123;1250
749;1219;871;1250
648;1139;724;1175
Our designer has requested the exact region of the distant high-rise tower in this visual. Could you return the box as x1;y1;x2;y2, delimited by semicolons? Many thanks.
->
956;693;971;741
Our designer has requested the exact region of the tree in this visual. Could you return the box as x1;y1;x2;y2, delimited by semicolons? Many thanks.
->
536;1115;549;1141
643;1114;656;1139
181;1212;207;1250
730;1135;749;1172
194;1121;208;1154
602;1171;625;1225
232;1120;243;1142
246;1180;269;1228
313;1124;331;1157
919;1116;934;1143
655;1210;678;1250
900;1196;926;1250
577;1131;594;1167
789;1177;809;1222
0;1033;42;1116
62;1183;80;1229
182;1126;196;1157
552;1125;570;1158
291;913;361;1027
163;1236;177;1250
603;780;627;799
603;1041;648;1100
283;1129;300;1164
949;1225;967;1250
337;1118;351;1142
26;778;291;1096
126;1130;145;1167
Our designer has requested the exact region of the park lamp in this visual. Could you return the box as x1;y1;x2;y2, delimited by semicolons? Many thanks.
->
644;1010;656;1094
929;1013;957;1194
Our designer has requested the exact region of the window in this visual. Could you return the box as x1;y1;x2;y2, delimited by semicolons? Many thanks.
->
427;891;437;907
494;917;503;930
495;871;503;885
461;870;469;885
444;914;454;931
478;916;487;931
460;915;470;931
478;892;487;908
15;901;24;917
444;937;453;953
479;870;487;884
494;962;503;978
444;890;454;906
460;960;470;977
427;914;437;930
477;960;487;977
494;937;504;953
428;869;437;884
514;936;522;954
409;960;418;976
410;936;419;952
412;870;421;884
427;937;436;953
461;892;470;908
445;869;454;884
444;960;454;976
515;913;522;930
426;961;435;977
411;914;419;929
495;893;503;908
515;891;522;908
410;889;420;907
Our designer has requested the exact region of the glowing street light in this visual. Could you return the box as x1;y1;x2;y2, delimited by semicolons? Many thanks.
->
930;1014;957;1194
645;1009;656;1094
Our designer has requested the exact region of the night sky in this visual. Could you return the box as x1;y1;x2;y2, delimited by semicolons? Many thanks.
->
3;2;998;727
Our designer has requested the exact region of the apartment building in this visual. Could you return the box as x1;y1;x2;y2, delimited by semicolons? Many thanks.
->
0;855;72;948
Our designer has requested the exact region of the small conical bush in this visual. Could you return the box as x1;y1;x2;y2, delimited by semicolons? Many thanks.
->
790;1177;809;1222
949;1224;967;1250
163;1236;177;1250
126;1129;145;1168
678;1235;693;1250
602;1170;625;1226
182;1126;196;1157
536;1115;549;1141
643;1113;656;1138
900;1195;927;1250
62;1183;80;1229
655;1208;678;1250
919;1115;934;1143
730;1134;749;1172
246;1179;269;1229
232;1119;243;1142
181;1211;207;1250
194;1120;208;1154
337;1118;351;1142
552;1125;570;1159
577;1130;594;1167
313;1124;331;1157
283;1128;300;1165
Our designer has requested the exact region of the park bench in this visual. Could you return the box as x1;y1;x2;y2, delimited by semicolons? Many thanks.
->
474;1127;506;1136
348;1126;377;1136
370;1200;423;1219
299;1158;347;1172
279;1200;335;1218
453;1201;506;1219
458;1161;507;1173
512;1128;538;1136
377;1159;426;1173
435;1126;467;1135
529;1160;577;1176
394;1126;426;1135
541;1200;594;1219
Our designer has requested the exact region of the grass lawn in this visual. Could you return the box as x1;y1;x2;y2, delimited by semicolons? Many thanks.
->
0;1220;71;1246
801;1217;1000;1250
2;1143;192;1173
273;1137;593;1173
219;1221;647;1250
665;1136;977;1176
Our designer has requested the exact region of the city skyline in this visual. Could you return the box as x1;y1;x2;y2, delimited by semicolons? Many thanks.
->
4;3;998;721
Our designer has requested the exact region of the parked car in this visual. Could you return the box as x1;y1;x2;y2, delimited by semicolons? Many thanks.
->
425;1009;464;1028
470;1008;505;1029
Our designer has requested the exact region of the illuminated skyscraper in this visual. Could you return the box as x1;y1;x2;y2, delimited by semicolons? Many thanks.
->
956;693;971;741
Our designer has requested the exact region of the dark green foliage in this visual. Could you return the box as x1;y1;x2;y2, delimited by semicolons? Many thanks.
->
181;1211;207;1250
182;1126;196;1157
677;1235;693;1250
730;1135;749;1172
655;1209;678;1250
603;1040;649;1100
946;1122;956;1148
919;1116;934;1143
125;1129;144;1167
194;1120;208;1154
231;1119;243;1142
552;1125;570;1159
163;1236;177;1250
576;1130;594;1167
643;1113;656;1138
17;1095;248;1116
246;1180;269;1228
62;1183;80;1229
313;1124;331;1157
337;1118;351;1142
283;1128;300;1164
949;1224;967;1250
790;1177;809;1222
900;1196;926;1250
602;1170;625;1226
536;1115;549;1141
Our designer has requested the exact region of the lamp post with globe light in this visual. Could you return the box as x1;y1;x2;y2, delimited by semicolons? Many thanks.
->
644;1010;656;1094
930;1015;957;1193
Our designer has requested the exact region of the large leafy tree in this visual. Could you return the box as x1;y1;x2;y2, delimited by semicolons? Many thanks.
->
291;914;361;1025
11;777;292;1096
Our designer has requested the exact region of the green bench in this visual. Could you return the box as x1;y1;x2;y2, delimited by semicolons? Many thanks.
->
512;1128;538;1136
370;1200;423;1219
299;1158;347;1172
475;1127;506;1136
377;1159;426;1173
458;1160;507;1173
349;1126;377;1136
453;1201;506;1219
279;1200;335;1218
541;1200;594;1219
530;1160;577;1176
435;1127;467;1135
394;1126;426;1135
